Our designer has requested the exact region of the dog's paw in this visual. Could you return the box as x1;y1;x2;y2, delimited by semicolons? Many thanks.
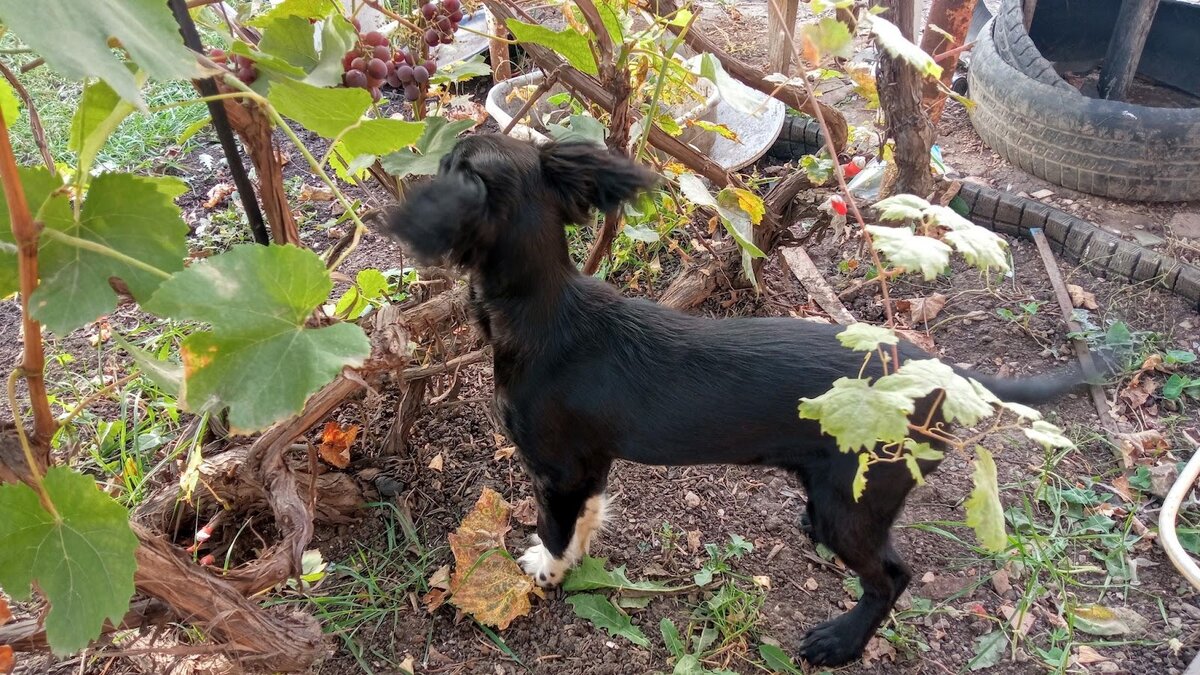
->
798;617;865;667
518;540;570;588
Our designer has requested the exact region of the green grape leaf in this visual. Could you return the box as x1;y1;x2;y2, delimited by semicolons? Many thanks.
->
305;15;360;88
864;13;943;80
566;593;650;647
340;119;426;158
837;323;898;352
932;207;1010;273
0;0;199;108
547;114;608;145
876;359;995;426
334;268;391;320
1023;420;1074;450
678;174;765;259
800;154;834;185
258;14;320;70
229;41;307;80
0;167;64;297
110;332;182;398
32;173;188;335
70;78;138;181
142;244;370;433
246;0;331;27
969;379;1043;421
698;54;760;114
801;17;855;61
268;77;371;139
873;194;929;222
0;76;20;127
799;377;916;452
430;55;493;85
563;556;682;593
866;225;951;280
0;467;137;655
505;19;598;76
381;116;476;178
852;452;870;500
964;448;1007;553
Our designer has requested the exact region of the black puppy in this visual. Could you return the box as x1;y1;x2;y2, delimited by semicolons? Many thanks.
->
384;134;1083;666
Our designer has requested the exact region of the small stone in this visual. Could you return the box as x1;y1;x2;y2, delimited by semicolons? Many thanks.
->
1131;230;1166;247
1149;464;1179;500
374;475;404;498
684;491;701;508
1030;189;1055;199
1169;212;1200;240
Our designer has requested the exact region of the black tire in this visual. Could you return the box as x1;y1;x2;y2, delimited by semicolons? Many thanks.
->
990;0;1073;91
967;10;1200;202
767;114;825;160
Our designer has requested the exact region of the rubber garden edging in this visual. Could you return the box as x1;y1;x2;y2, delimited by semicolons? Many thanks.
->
767;114;826;160
957;182;1200;308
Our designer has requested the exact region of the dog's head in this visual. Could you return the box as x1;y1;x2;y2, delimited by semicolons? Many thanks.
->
383;134;659;270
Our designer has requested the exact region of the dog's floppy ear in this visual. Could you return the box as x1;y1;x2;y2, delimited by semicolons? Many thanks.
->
539;142;659;223
382;170;489;266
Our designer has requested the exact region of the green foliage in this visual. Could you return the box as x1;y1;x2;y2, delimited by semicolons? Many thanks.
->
143;244;370;433
964;448;1007;553
563;556;680;593
431;55;493;85
381;116;474;178
758;643;803;674
837;323;898;352
0;467;137;654
71;79;138;180
505;20;599;76
877;359;994;426
799;153;834;185
0;166;64;296
866;224;952;280
0;0;199;107
268;78;422;156
968;630;1008;670
799;377;916;453
863;13;943;80
32;173;189;335
676;173;765;286
566;593;650;647
697;54;759;114
0;76;19;127
802;18;855;61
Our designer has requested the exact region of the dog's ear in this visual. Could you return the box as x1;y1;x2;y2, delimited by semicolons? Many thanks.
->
382;170;489;266
539;142;659;222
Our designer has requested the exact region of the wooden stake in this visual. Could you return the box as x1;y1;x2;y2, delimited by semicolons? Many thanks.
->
1099;0;1160;101
766;0;800;75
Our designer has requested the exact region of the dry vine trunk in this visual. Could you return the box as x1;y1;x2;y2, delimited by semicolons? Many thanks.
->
876;0;934;198
219;94;303;246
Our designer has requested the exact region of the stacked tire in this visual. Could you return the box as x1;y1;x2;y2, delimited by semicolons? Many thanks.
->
967;0;1200;202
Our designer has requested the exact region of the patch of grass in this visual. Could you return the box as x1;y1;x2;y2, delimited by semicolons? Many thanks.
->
276;502;439;675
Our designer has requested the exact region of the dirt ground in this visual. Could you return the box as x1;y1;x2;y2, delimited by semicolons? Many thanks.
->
5;1;1200;674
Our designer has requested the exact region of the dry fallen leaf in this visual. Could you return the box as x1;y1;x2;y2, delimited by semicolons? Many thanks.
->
908;293;947;324
1111;475;1134;503
1117;429;1170;466
1074;645;1109;665
895;328;937;353
1129;354;1164;387
428;453;444;472
0;646;11;675
687;530;702;554
398;654;416;674
752;575;771;590
803;577;819;591
861;637;897;666
0;597;10;624
318;421;359;469
203;182;234;209
447;488;537;629
422;587;448;613
1000;604;1035;636
494;446;516;461
1119;377;1157;409
428;564;451;590
511;496;538;527
1066;284;1098;310
801;33;821;66
298;184;336;202
991;569;1011;596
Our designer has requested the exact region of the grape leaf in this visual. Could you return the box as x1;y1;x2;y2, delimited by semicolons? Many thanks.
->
563;556;682;593
799;377;916;453
431;55;493;85
0;76;19;128
547;114;608;145
70;79;138;181
964;448;1007;553
258;14;320;70
837;323;898;352
268;77;371;139
381;116;475;178
306;15;360;88
866;225;951;280
800;154;834;185
678;174;765;259
934;212;1010;273
801;17;855;62
864;13;943;80
505;19;598;76
876;359;995;426
0;467;137;655
447;488;537;629
852;452;870;500
142;244;370;433
340;119;426;158
726;188;764;225
0;167;65;297
873;194;929;222
246;0;330;27
846;63;880;109
968;630;1008;670
567;594;650;647
1023;420;1074;450
0;0;199;108
32;173;188;335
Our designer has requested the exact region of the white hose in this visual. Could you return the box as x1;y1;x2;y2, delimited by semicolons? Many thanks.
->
1159;445;1200;592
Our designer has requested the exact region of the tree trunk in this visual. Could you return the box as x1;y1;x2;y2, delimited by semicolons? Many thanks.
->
920;0;979;124
876;0;934;197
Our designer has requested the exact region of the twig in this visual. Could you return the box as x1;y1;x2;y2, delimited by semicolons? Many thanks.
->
933;40;975;63
0;104;56;459
500;68;559;135
19;57;43;74
402;349;490;380
0;60;54;172
778;247;857;324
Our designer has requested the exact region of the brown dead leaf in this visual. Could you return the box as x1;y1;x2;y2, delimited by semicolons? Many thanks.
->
908;293;947;324
1117;430;1170;466
0;647;11;675
752;575;771;590
494;446;516;461
0;596;10;624
895;328;937;353
318;421;359;469
800;33;820;67
447;488;536;629
398;654;416;674
512;496;538;527
803;577;819;591
687;530;702;554
1111;475;1134;503
203;182;234;209
428;453;444;472
428;564;451;590
991;569;1011;596
1000;604;1035;637
1119;377;1157;409
422;587;448;613
861;637;897;666
1074;645;1109;665
298;184;336;202
1066;284;1099;310
1129;354;1164;388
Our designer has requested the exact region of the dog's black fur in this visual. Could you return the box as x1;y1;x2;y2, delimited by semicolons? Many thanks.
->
384;134;1086;666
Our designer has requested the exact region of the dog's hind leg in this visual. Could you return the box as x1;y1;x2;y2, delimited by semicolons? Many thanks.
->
519;465;611;587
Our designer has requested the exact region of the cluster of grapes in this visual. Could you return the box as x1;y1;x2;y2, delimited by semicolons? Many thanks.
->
209;48;258;85
419;0;464;47
389;49;438;102
340;29;395;102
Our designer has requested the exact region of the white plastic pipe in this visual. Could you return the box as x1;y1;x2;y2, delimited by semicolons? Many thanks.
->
1159;445;1200;592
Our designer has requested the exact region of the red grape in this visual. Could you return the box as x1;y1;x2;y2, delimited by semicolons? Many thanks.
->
449;10;463;23
237;67;257;84
350;56;366;72
436;16;451;32
373;44;391;61
413;65;429;83
421;3;437;20
370;86;382;102
423;59;437;74
351;17;362;31
396;64;414;82
443;0;460;12
345;69;368;89
367;57;388;79
387;73;402;88
404;84;420;101
424;29;440;46
440;33;453;44
342;50;357;71
363;31;388;47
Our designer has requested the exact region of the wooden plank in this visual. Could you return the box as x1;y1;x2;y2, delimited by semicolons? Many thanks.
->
779;247;857;325
920;0;980;124
1030;229;1119;440
1022;0;1037;31
1099;0;1161;101
766;0;800;75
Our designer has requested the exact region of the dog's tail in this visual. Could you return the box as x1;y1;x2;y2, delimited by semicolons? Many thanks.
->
964;364;1089;405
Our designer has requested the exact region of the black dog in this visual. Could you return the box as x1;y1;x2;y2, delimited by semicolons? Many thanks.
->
384;134;1083;666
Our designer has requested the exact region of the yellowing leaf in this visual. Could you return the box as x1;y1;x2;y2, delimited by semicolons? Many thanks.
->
852;452;870;500
801;17;855;63
847;64;880;108
799;377;916;453
866;225;952;280
727;188;765;225
1023;420;1074;450
318;421;359;469
838;323;899;352
447;488;536;630
876;359;995;426
1071;604;1149;636
965;448;1007;553
874;194;929;221
864;13;943;80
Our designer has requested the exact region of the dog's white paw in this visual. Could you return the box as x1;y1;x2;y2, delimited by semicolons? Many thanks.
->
518;540;570;588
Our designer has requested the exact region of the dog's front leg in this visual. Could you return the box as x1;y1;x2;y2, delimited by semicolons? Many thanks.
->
519;472;611;587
